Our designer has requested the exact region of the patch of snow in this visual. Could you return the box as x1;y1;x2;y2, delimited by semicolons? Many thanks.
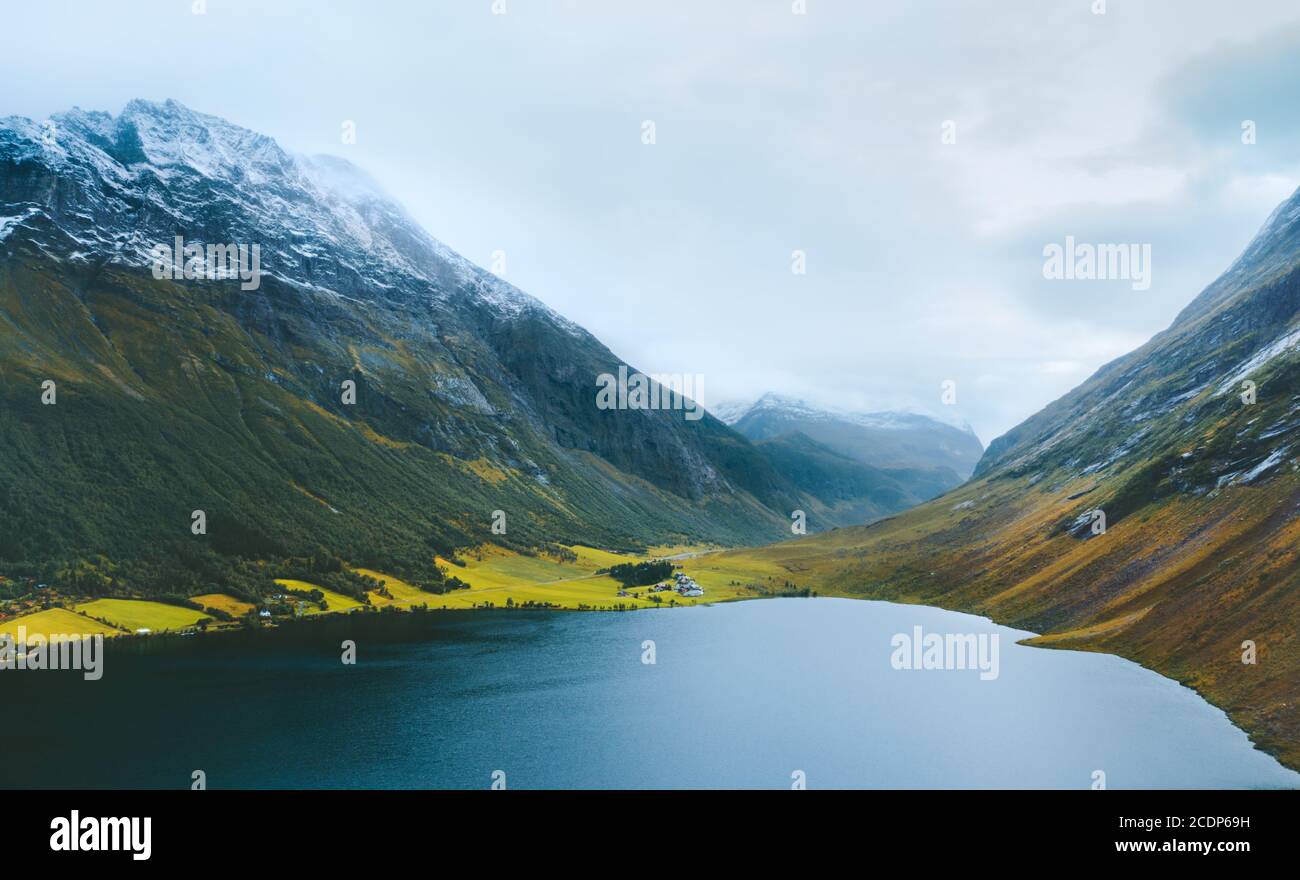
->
430;374;495;415
1217;326;1300;394
0;207;40;241
732;392;977;435
708;398;757;425
1165;382;1210;407
1238;447;1289;485
2;99;588;338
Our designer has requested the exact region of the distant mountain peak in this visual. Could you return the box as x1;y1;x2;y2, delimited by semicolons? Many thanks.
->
114;98;291;177
716;391;977;436
723;391;984;482
706;398;759;426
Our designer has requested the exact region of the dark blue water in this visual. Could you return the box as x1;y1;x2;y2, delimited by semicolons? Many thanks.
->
2;598;1295;789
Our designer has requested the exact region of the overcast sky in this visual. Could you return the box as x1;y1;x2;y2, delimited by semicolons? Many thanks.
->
4;0;1300;444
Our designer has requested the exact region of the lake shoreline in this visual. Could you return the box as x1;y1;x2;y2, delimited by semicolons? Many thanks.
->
14;585;1296;777
6;596;1296;790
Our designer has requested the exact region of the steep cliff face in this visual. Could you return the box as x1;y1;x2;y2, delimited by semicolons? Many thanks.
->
720;187;1300;768
0;99;810;575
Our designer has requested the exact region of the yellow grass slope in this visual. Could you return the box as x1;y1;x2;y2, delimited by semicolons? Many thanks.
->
273;579;365;613
193;593;256;617
312;545;767;611
75;598;210;632
0;607;123;640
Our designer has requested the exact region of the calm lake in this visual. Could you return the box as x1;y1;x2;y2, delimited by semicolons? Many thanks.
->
3;597;1296;789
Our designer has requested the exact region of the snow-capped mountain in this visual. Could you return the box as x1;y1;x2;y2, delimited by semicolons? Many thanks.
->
715;392;976;435
977;186;1300;491
2;99;844;571
705;398;759;426
0;99;571;326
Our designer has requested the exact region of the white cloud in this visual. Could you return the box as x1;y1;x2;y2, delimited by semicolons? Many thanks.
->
2;0;1298;444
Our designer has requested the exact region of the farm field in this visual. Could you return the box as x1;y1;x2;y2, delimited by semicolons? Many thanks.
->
193;593;257;617
75;599;210;633
358;544;784;610
0;543;811;646
351;569;438;608
277;545;778;613
273;579;366;614
0;607;124;640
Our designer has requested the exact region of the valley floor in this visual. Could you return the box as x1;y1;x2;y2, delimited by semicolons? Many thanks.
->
0;542;812;643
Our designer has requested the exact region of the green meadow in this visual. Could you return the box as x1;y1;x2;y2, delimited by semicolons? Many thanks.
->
75;598;210;633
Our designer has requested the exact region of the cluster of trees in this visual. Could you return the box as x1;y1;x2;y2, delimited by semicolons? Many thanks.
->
539;544;578;563
0;549;280;604
0;545;474;607
277;552;375;602
275;582;328;613
601;560;674;587
437;575;472;593
380;567;468;596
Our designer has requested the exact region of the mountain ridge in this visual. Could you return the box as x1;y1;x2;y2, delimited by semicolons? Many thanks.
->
0;100;807;589
726;391;984;492
717;391;978;436
0;99;961;595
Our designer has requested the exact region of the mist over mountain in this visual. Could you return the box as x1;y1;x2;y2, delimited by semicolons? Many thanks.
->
718;393;985;518
724;393;982;475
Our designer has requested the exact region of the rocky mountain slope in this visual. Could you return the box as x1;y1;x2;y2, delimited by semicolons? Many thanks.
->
1;99;820;589
716;187;1300;769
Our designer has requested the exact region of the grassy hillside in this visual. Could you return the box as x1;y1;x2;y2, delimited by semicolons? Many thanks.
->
349;545;781;610
0;254;795;597
0;606;123;640
0;95;827;598
708;463;1300;769
0;543;787;638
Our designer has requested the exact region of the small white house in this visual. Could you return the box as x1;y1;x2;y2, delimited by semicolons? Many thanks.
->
675;576;704;596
